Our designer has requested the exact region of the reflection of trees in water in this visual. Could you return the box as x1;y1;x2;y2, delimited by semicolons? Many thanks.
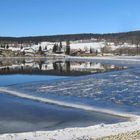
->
53;61;63;72
53;62;58;71
0;66;24;73
53;61;71;73
21;60;25;65
0;59;126;75
65;61;70;73
0;59;44;74
1;67;10;71
38;60;45;70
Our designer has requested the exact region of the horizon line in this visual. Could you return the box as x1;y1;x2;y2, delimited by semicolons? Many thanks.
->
0;29;140;38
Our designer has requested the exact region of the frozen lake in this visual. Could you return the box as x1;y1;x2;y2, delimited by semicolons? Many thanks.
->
0;57;139;134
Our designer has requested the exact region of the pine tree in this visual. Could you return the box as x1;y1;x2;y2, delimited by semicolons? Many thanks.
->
45;46;47;50
39;46;42;51
6;45;9;49
95;50;98;56
52;44;57;53
90;47;92;54
65;40;70;55
60;41;62;48
38;46;43;54
20;45;23;50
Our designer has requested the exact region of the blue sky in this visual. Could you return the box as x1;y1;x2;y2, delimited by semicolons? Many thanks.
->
0;0;140;36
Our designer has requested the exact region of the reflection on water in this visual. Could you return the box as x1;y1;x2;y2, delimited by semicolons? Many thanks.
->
0;58;127;76
0;93;127;134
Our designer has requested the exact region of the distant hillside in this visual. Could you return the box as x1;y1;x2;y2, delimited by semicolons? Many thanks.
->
0;31;140;44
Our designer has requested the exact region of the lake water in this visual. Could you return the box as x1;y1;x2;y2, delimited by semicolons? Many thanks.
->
0;58;129;134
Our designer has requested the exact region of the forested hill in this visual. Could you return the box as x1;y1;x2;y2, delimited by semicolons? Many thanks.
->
0;30;140;44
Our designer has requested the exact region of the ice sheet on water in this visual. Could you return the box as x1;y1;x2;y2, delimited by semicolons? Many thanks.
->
4;61;140;115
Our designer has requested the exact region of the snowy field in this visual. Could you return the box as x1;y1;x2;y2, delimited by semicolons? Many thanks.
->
0;56;140;140
4;40;139;54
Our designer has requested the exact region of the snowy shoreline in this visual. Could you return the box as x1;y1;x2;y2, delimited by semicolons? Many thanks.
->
0;118;140;140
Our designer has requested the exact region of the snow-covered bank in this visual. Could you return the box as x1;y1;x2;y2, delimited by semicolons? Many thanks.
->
0;118;140;140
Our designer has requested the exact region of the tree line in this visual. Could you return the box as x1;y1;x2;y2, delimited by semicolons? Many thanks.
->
0;30;140;45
